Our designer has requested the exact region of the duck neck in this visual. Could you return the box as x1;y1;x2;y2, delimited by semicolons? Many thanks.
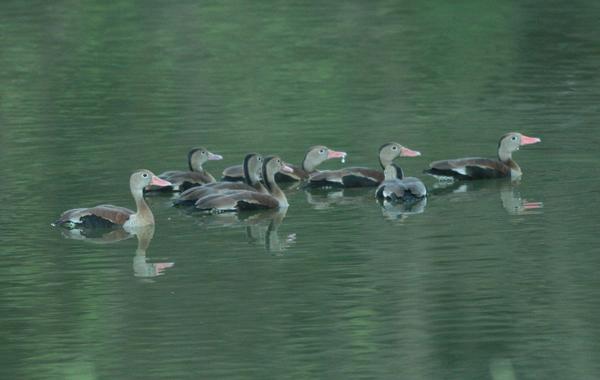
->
132;187;155;226
379;155;393;169
265;173;288;207
302;154;317;172
248;172;269;194
498;149;521;177
507;159;522;177
204;171;216;182
395;165;404;180
189;159;204;172
498;148;513;163
385;165;403;181
243;159;255;186
244;162;268;193
254;181;269;194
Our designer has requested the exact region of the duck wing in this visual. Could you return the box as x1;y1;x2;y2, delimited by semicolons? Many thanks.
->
222;164;244;181
159;170;215;190
425;158;510;180
54;205;134;228
174;182;254;206
195;191;279;212
308;167;383;188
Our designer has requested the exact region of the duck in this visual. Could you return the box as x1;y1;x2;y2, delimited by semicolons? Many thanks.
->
424;132;541;180
195;155;292;213
221;145;346;182
53;169;171;230
149;147;223;192
307;142;421;188
375;163;427;201
173;153;267;207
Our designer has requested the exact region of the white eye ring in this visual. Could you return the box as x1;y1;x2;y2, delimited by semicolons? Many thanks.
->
142;173;148;178
511;136;517;141
392;146;398;150
320;149;324;153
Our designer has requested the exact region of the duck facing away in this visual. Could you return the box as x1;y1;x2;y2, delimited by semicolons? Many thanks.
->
149;147;223;192
307;142;421;188
173;153;267;207
424;132;541;180
221;145;346;182
195;156;292;213
53;170;171;230
375;163;427;201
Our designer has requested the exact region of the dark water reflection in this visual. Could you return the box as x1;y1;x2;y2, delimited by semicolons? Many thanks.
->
2;0;600;379
378;197;428;220
431;180;544;215
55;224;174;278
187;208;296;255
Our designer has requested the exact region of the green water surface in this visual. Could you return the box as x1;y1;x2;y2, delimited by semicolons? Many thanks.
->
1;1;600;379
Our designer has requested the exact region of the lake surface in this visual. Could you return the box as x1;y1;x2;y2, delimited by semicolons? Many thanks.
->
1;1;600;379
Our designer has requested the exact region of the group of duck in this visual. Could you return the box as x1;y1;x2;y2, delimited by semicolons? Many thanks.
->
53;132;541;231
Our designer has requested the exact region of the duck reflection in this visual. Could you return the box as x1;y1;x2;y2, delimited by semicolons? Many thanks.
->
378;197;428;220
58;225;174;277
303;187;371;210
245;209;296;254
195;209;296;254
131;226;175;278
499;186;543;215
59;226;134;243
430;180;543;215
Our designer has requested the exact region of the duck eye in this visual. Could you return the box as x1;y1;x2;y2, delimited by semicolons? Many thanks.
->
511;136;517;141
142;173;148;178
392;146;398;150
319;149;324;154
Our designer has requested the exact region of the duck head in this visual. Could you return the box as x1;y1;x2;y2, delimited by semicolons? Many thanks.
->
188;147;223;171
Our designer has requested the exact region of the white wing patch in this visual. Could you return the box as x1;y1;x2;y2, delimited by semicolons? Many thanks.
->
453;167;467;175
429;174;455;182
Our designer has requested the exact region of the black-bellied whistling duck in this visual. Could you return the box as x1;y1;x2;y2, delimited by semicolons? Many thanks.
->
307;142;421;188
150;147;223;192
221;145;346;182
173;153;267;207
53;170;171;230
195;156;292;212
424;132;541;180
375;163;427;201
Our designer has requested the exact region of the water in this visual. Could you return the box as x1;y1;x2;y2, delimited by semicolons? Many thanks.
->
2;1;600;379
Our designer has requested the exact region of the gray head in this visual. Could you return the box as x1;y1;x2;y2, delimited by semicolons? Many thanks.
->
188;147;223;171
131;169;171;193
242;153;264;185
378;142;421;168
302;145;347;172
497;132;541;161
262;156;294;190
